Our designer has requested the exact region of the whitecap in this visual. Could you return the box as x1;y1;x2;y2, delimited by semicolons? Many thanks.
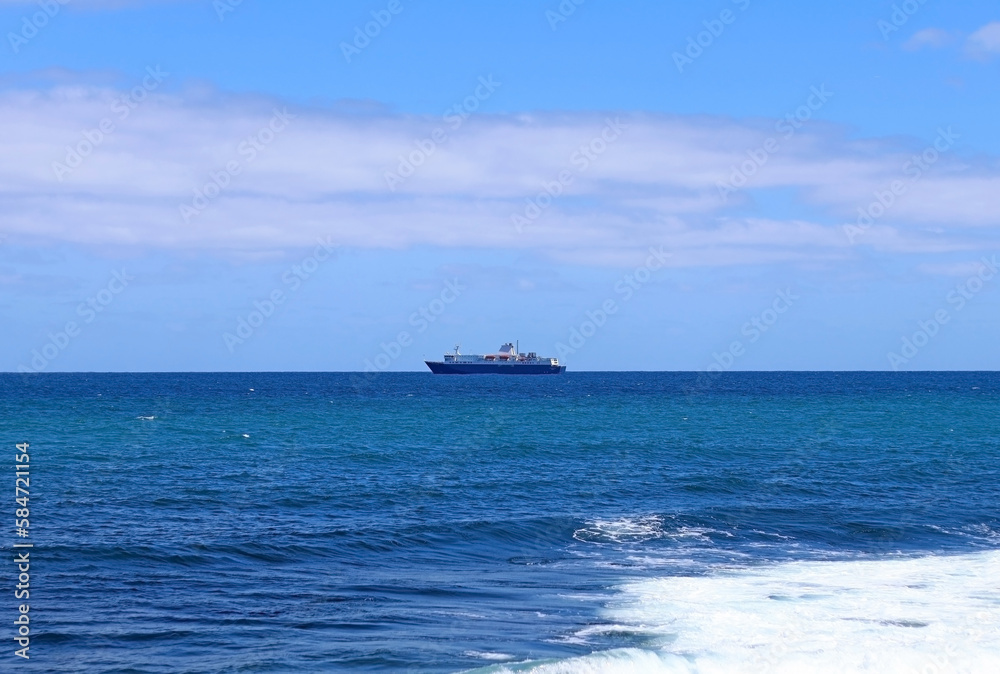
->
574;516;733;546
573;516;668;544
558;550;1000;673
464;650;515;661
468;648;685;673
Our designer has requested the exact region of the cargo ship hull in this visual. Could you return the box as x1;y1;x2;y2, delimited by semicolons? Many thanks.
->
425;361;566;375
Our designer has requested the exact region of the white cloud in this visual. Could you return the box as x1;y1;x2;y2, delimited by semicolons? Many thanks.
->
1;82;998;268
916;260;995;276
965;21;1000;58
902;28;957;51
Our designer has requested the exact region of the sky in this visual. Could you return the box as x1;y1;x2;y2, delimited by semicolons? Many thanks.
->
1;0;999;371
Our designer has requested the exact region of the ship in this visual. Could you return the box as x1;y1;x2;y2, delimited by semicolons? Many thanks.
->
425;343;566;375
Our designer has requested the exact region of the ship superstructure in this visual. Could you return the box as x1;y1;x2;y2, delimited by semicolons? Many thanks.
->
425;343;566;375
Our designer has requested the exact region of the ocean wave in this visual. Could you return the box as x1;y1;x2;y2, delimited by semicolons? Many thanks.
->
573;516;669;544
927;522;1000;545
465;650;516;661
464;648;687;673
548;549;1000;673
573;516;735;546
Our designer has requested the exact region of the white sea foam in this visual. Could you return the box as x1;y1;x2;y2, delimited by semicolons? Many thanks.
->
481;649;688;673
504;550;1000;673
573;516;734;547
465;650;515;661
928;523;1000;545
574;516;667;544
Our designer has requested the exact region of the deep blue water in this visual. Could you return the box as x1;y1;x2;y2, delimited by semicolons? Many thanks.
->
3;372;999;672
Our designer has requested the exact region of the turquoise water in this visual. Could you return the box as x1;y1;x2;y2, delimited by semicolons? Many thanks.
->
3;372;1000;672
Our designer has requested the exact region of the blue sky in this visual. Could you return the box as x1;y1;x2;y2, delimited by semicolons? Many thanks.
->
2;0;999;371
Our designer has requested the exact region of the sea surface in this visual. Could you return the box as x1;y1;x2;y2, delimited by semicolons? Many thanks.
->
3;372;1000;673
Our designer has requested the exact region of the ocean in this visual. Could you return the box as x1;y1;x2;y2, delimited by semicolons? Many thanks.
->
3;372;999;672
